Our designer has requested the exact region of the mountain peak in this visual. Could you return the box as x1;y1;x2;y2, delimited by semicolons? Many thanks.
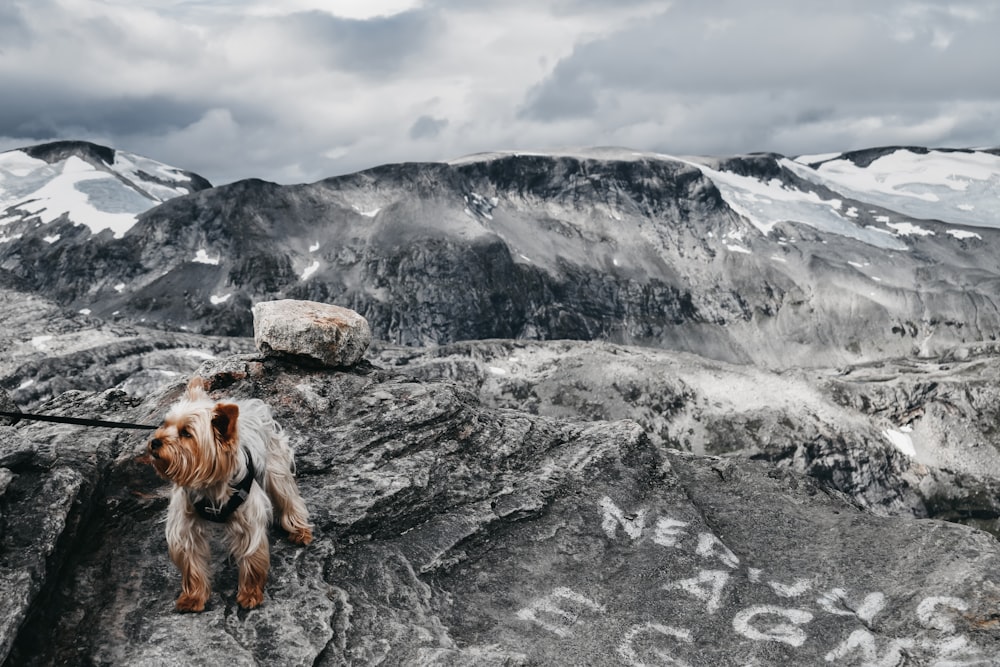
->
0;139;211;239
21;139;118;167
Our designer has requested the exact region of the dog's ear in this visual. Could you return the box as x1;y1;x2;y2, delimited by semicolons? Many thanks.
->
186;376;209;400
212;402;240;448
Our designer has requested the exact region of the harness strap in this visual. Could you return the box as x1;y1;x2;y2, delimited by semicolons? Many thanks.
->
192;451;257;523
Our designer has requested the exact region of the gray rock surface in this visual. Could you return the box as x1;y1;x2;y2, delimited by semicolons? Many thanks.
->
2;356;1000;665
0;285;252;411
252;299;371;367
372;338;1000;526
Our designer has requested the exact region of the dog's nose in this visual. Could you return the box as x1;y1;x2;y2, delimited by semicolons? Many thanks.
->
150;438;163;451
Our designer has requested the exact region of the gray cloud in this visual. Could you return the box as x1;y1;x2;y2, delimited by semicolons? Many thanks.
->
0;4;30;48
409;115;449;139
517;0;1000;155
0;94;208;139
277;9;444;76
524;1;1000;116
3;1;999;185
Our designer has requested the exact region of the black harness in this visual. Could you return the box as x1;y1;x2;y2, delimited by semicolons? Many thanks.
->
191;451;257;523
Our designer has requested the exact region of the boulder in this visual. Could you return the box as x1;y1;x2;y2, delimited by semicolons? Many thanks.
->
2;357;1000;665
252;300;371;368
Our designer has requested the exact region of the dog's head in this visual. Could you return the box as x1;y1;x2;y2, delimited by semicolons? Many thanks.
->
148;377;240;488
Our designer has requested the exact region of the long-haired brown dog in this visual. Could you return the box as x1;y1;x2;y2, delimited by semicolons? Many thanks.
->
148;377;312;612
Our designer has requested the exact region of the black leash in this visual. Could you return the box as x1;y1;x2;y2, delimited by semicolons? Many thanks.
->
0;409;155;430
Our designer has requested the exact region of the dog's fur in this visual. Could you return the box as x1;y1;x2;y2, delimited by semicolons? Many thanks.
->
148;377;312;612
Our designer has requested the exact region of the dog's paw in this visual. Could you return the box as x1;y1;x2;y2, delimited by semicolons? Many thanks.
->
236;586;265;609
175;593;208;613
288;526;313;546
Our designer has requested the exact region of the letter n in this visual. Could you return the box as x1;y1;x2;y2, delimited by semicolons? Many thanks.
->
599;496;647;541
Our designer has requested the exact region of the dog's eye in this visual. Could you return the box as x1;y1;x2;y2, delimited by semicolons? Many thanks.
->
179;429;191;438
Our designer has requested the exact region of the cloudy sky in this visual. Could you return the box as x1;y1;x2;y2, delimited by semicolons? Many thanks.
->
2;0;998;185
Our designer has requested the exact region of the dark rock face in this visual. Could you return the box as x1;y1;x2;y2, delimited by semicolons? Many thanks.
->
23;140;117;167
3;357;1000;665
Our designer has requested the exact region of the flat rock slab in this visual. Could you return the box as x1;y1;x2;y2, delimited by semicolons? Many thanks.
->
252;299;371;367
3;359;1000;665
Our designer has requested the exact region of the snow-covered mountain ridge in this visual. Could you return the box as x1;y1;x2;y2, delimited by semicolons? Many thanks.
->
2;140;1000;370
0;140;211;240
457;145;1000;248
4;141;997;252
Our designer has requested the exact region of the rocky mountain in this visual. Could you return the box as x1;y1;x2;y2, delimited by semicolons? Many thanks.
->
3;141;1000;370
0;140;211;240
4;140;1000;665
0;142;238;412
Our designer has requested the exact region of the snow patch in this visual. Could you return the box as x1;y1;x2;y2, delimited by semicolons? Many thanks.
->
192;249;220;265
112;151;194;201
682;157;905;250
464;192;496;220
1;148;198;239
301;260;320;280
947;229;981;240
883;429;916;458
352;205;380;217
801;148;1000;229
794;152;842;165
10;157;141;237
210;293;231;305
888;222;934;237
0;150;47;177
